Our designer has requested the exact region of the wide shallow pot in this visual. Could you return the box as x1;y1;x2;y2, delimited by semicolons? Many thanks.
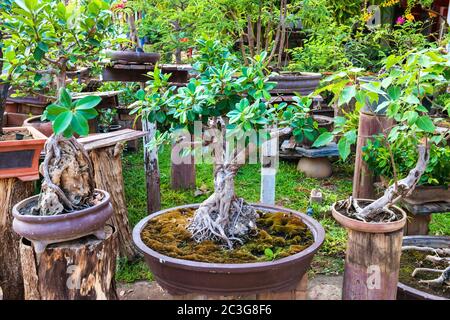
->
105;50;161;64
0;126;47;181
12;189;113;254
133;203;325;296
23;115;53;137
397;236;450;300
269;72;321;96
332;199;407;300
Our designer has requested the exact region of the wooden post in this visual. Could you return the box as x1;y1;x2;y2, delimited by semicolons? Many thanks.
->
342;228;403;300
353;111;394;199
260;129;278;205
89;143;139;260
404;212;431;236
19;225;118;300
171;141;196;190
0;178;34;300
142;119;161;213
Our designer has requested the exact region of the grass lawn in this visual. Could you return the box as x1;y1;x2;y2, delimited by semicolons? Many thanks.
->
117;146;450;283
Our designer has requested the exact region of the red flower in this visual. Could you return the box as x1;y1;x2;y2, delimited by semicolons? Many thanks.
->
180;37;189;43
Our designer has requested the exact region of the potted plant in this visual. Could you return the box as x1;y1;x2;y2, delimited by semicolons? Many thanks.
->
363;135;450;205
397;235;449;300
0;0;48;181
313;48;450;300
130;40;324;296
98;108;121;133
2;0;114;135
12;89;113;254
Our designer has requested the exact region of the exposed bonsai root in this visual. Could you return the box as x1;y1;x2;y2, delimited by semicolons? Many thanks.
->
407;246;450;289
187;165;258;249
337;196;399;223
32;135;96;216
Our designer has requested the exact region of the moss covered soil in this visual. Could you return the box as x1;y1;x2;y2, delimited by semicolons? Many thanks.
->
141;208;313;263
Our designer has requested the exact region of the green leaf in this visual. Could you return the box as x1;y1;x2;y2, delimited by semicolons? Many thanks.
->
71;112;89;136
37;42;48;52
33;47;44;61
155;111;166;123
338;85;356;106
312;132;333;148
415;116;435;133
53;111;73;135
387;86;402;100
136;89;145;101
77;108;98;120
403;95;421;105
338;137;351;161
74;96;101;110
45;103;69;119
59;88;72;108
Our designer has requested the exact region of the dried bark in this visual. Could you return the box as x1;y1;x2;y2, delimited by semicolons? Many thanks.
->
33;135;95;216
19;225;118;300
0;178;34;300
89;143;139;260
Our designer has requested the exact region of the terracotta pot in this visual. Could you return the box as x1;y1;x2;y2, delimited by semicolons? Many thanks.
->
12;189;113;254
105;50;161;64
133;203;325;296
0;126;47;181
269;72;322;96
23;115;53;137
332;199;407;300
397;236;450;300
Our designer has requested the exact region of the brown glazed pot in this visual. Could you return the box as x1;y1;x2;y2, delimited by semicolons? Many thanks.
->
12;189;113;254
133;203;325;296
23;115;53;137
397;235;450;300
332;199;407;300
269;72;322;96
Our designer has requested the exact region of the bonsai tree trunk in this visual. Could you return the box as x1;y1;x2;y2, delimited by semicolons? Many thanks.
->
0;29;7;135
34;135;96;215
187;128;259;248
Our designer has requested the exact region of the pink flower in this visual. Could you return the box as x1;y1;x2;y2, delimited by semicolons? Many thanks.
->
396;16;406;25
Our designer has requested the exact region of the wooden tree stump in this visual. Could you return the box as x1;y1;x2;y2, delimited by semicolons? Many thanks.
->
353;111;394;199
89;143;139;261
342;229;403;300
19;225;118;300
0;178;34;300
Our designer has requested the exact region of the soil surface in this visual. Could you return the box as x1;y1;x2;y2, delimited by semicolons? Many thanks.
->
117;275;343;300
141;208;314;263
399;249;449;299
0;129;33;142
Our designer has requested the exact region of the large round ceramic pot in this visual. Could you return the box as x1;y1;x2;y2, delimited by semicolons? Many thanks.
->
133;203;325;296
105;50;161;64
269;72;322;96
397;236;450;301
23;115;53;137
12;189;113;254
332;199;407;300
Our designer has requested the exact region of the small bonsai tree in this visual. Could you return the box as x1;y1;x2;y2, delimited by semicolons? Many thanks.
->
1;0;113;215
313;48;450;222
132;40;305;248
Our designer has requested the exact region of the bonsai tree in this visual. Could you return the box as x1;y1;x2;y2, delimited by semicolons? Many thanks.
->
313;48;450;222
1;0;114;97
132;40;305;248
1;0;113;215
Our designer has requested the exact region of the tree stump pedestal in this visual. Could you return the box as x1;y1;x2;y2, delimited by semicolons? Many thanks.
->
19;225;118;300
0;177;34;300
